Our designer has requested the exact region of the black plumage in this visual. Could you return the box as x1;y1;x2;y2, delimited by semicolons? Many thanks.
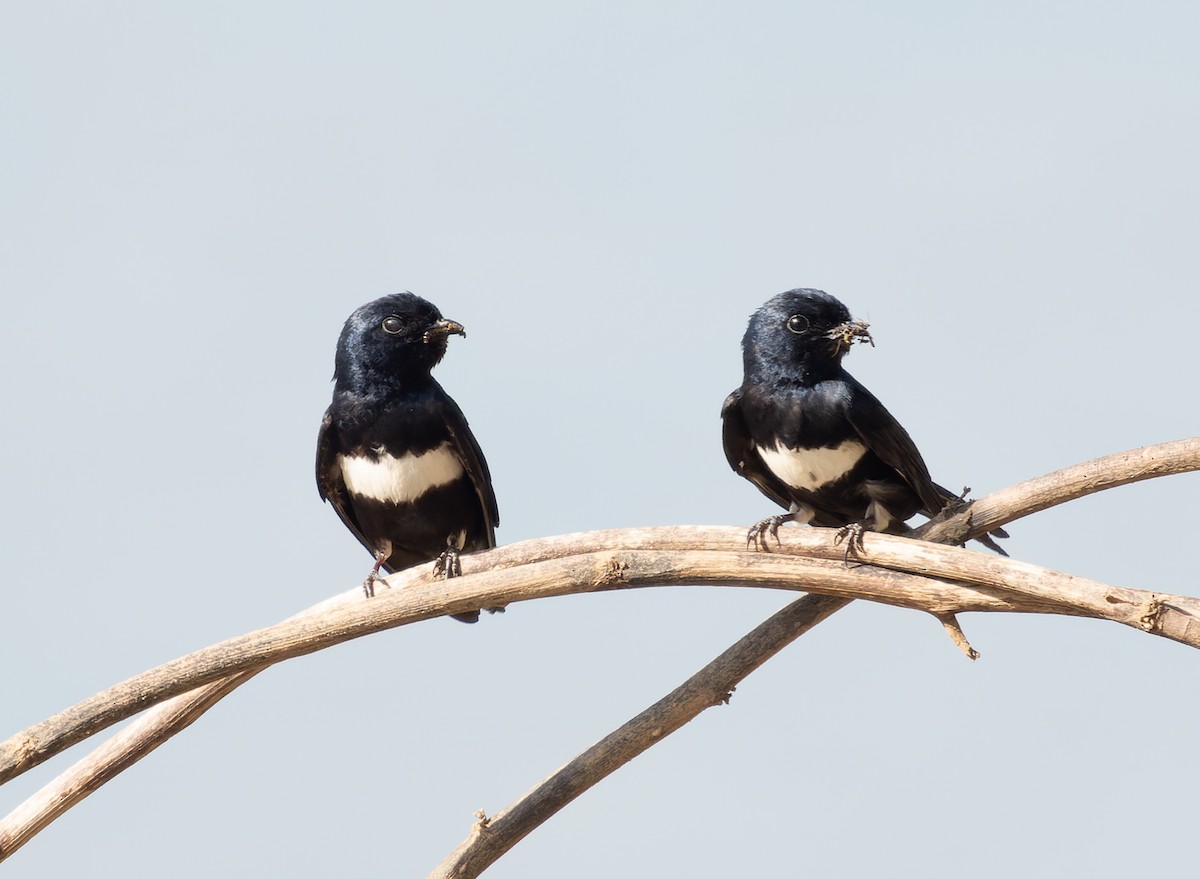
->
316;292;500;621
722;288;1006;555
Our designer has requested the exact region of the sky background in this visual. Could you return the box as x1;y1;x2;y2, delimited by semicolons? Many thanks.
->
3;3;1199;876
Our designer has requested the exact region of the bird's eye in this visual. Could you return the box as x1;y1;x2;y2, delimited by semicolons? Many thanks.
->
381;316;404;335
786;314;810;334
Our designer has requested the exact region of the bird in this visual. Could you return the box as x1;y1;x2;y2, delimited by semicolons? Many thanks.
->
316;292;500;622
721;288;1006;556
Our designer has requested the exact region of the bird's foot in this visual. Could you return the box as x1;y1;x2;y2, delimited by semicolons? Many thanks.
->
747;515;789;551
362;550;389;598
433;544;462;579
833;522;867;562
437;537;483;622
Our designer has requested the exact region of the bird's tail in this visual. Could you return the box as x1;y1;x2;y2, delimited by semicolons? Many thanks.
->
931;484;1010;556
972;529;1009;556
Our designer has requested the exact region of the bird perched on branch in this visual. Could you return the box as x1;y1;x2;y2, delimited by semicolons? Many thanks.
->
721;288;1006;556
316;292;500;622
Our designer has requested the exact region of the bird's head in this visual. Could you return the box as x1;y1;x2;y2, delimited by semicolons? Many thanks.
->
743;288;873;374
333;292;465;388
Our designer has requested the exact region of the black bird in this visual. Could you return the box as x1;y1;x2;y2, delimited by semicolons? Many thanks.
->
316;292;500;622
721;288;1006;555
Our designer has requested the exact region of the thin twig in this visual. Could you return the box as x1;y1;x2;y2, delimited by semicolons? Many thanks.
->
935;614;980;660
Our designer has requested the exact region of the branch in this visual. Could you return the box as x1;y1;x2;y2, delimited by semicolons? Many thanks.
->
1;438;1197;863
428;593;850;878
0;671;261;859
916;436;1200;544
426;440;1200;877
9;533;1198;790
0;545;1060;788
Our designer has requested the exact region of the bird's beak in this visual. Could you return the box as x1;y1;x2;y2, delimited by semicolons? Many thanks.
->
826;319;874;353
423;319;466;343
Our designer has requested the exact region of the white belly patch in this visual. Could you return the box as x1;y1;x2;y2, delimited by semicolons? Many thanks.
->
339;444;464;504
757;439;867;491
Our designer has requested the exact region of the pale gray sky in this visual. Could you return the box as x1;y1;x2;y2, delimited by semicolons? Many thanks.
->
3;3;1198;876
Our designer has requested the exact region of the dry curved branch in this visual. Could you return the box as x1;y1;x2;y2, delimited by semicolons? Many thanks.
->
429;593;850;879
0;671;262;860
0;547;1059;788
1;438;1198;863
916;436;1200;544
425;444;1200;878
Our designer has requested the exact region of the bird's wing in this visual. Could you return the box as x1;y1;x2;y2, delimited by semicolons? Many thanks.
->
721;389;796;512
842;376;949;516
439;394;500;546
315;408;377;556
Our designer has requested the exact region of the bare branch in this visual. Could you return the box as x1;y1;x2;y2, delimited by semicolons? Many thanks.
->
916;436;1200;544
0;671;261;859
1;438;1197;863
428;437;1200;876
0;545;1058;789
428;593;850;879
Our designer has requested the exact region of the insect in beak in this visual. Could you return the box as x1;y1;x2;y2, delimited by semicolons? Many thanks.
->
826;319;874;352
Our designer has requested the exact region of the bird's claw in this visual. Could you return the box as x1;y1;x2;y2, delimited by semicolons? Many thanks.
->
362;550;389;598
747;515;787;551
433;545;462;579
833;523;867;562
